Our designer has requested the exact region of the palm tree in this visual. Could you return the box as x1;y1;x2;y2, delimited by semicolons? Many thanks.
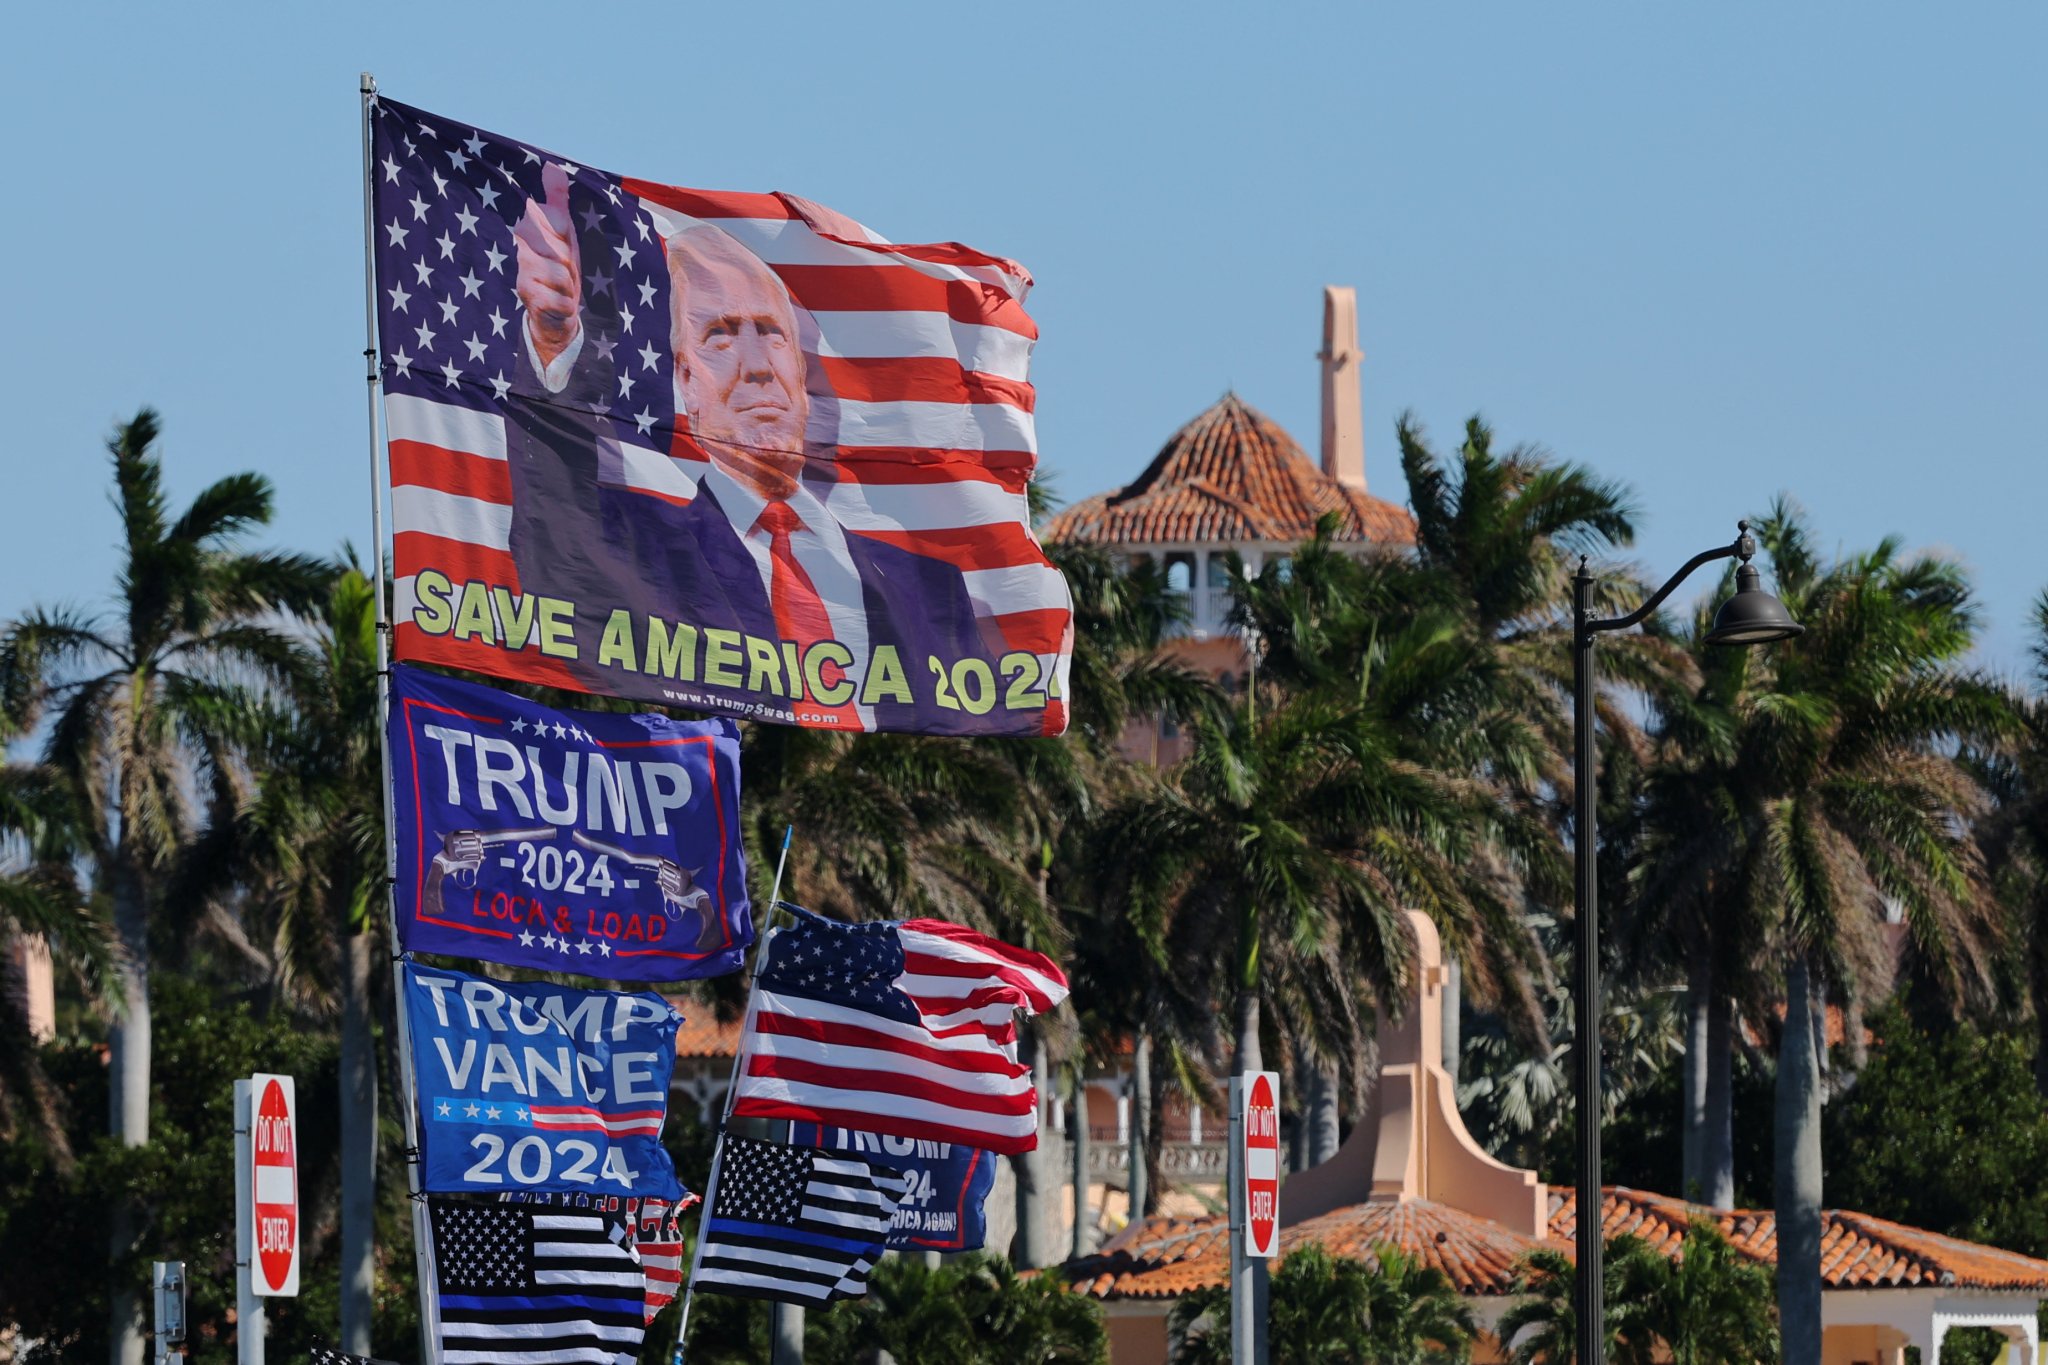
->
0;409;328;1365
1395;414;1683;1086
1095;586;1558;1085
233;564;384;1353
1168;1243;1475;1365
0;761;108;1164
1498;1236;1670;1365
1170;1244;1374;1365
1964;590;2048;1096
809;1253;1108;1364
1358;1244;1480;1365
1656;1218;1778;1365
1631;502;2009;1360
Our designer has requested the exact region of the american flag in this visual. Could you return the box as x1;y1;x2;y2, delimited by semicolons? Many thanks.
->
694;1136;907;1307
367;95;1070;734
730;906;1069;1154
502;1189;693;1325
429;1198;647;1365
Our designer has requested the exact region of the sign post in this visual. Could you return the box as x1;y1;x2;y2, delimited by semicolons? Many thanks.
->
1228;1070;1279;1364
236;1073;299;1365
152;1260;187;1365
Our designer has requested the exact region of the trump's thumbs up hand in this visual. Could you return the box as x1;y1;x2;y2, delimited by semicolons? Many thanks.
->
514;162;582;370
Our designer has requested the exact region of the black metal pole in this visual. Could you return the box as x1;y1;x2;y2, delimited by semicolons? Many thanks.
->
1572;560;1604;1365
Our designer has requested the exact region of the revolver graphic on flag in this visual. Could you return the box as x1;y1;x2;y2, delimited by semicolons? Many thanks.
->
433;826;560;888
570;831;711;921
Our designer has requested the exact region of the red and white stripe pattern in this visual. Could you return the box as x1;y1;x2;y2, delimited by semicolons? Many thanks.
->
632;1196;687;1324
380;121;1071;731
527;1103;666;1138
730;912;1068;1155
896;918;1071;1046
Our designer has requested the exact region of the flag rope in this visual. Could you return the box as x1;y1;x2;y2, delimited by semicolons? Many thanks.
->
359;70;444;1365
672;824;794;1364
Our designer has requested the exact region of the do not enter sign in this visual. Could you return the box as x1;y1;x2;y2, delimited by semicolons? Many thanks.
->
247;1073;299;1296
1240;1069;1280;1258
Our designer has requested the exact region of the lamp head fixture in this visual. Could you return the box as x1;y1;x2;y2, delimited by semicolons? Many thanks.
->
1705;520;1804;647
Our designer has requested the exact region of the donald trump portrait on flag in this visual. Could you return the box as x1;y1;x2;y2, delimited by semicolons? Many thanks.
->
499;163;1049;733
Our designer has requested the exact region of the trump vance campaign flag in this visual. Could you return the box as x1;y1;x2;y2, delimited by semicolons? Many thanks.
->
695;1136;908;1307
731;906;1069;1154
405;963;685;1200
429;1198;647;1365
369;96;1071;736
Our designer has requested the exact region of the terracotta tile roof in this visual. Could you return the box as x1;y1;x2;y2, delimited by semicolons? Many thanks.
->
1549;1187;2048;1293
668;1004;742;1059
1041;393;1415;548
1062;1199;1553;1301
1062;1188;2048;1301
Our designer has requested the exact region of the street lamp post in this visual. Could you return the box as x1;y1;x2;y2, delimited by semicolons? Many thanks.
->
1571;520;1801;1365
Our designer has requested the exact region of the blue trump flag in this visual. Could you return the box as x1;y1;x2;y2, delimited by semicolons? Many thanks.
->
389;664;751;980
405;962;684;1199
791;1123;996;1252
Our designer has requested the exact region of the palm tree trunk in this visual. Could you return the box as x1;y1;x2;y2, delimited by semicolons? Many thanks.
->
1127;1031;1152;1219
1701;991;1736;1209
1011;1022;1052;1268
1233;988;1262;1076
1775;953;1824;1365
107;856;150;1365
1307;1058;1340;1166
339;927;378;1354
1682;959;1711;1200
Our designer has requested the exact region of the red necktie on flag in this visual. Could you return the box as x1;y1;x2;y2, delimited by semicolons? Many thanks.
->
755;500;855;724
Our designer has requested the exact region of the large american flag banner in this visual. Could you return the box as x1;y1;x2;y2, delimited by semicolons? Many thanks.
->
368;96;1071;736
730;906;1069;1154
428;1198;648;1364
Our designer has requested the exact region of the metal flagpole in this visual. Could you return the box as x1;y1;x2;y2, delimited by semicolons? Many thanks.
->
672;825;795;1364
359;70;443;1365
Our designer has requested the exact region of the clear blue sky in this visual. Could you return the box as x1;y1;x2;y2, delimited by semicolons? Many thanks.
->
5;3;2042;672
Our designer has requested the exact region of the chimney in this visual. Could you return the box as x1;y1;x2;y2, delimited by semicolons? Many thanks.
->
1319;286;1366;491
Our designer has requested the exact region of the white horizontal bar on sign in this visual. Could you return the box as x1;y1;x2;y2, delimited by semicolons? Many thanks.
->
961;563;1071;617
830;399;1036;456
1247;1147;1279;1181
255;1165;296;1205
808;311;1035;383
824;479;1029;534
386;393;508;460
392;486;512;551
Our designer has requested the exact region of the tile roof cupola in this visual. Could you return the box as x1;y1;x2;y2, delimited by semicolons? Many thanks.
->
1042;392;1413;550
1042;296;1415;646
